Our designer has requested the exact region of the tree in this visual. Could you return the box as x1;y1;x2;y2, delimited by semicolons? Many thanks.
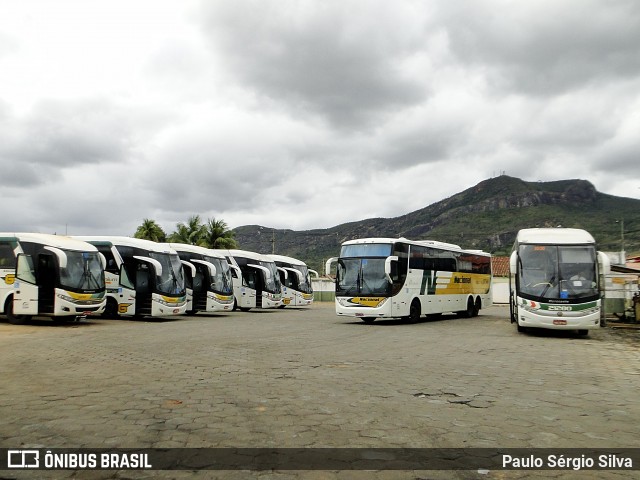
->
134;219;166;242
168;215;207;245
201;218;238;249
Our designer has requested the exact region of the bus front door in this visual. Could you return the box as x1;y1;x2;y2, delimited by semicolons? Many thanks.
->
14;254;39;315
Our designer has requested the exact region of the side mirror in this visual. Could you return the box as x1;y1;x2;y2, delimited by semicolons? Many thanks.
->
597;251;611;275
325;257;337;279
384;256;398;283
509;251;518;274
98;252;107;270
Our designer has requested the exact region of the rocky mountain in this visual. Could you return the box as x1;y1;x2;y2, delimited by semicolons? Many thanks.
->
233;175;640;274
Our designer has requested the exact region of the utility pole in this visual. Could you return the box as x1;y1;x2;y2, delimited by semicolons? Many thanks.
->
616;219;625;265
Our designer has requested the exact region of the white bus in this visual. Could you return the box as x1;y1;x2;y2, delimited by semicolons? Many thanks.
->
326;237;492;323
214;249;282;311
167;243;235;313
77;236;187;318
509;228;610;335
0;233;106;324
266;254;318;307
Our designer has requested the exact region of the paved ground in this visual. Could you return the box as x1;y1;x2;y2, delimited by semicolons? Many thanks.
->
1;303;639;480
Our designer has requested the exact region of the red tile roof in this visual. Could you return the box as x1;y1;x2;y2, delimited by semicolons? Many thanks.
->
491;256;510;277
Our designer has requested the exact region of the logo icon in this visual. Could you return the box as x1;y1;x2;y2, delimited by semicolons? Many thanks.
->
8;450;40;468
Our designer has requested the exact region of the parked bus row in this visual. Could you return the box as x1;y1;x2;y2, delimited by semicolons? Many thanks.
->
327;228;611;336
0;233;316;324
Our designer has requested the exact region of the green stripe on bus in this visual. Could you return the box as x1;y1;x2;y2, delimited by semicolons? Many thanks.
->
539;301;598;311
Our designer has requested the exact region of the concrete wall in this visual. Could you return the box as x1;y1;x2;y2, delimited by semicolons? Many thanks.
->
492;278;510;304
312;278;335;302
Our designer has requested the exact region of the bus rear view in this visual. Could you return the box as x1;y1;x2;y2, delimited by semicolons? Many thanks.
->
509;228;610;335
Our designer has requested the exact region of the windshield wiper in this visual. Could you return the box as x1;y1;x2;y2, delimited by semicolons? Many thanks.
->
540;275;556;298
77;262;102;289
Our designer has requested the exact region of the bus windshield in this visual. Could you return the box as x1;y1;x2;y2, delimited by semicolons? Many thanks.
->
59;251;105;292
259;261;281;294
336;257;391;296
292;265;312;293
518;244;598;301
149;252;185;295
204;256;234;295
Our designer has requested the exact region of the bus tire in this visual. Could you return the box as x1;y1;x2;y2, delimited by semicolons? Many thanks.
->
473;297;481;317
577;329;589;336
407;299;421;323
239;307;251;312
362;317;375;324
458;298;474;318
5;298;31;325
103;298;119;319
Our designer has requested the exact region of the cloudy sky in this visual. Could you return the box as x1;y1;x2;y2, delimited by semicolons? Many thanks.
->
1;0;639;236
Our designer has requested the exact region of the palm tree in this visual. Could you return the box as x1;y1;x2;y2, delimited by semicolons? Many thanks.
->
169;215;207;245
133;219;166;242
202;218;238;249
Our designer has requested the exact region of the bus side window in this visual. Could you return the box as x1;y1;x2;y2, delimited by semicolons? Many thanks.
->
96;246;118;274
0;243;16;268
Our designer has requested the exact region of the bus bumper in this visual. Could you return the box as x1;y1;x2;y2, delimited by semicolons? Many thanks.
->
152;295;188;316
518;307;601;330
207;293;235;312
55;293;106;317
335;297;392;318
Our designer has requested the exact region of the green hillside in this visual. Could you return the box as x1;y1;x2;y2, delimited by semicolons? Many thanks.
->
234;176;640;274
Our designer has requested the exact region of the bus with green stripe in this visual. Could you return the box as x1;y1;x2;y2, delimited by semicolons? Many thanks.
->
1;233;106;324
509;228;610;336
326;237;492;323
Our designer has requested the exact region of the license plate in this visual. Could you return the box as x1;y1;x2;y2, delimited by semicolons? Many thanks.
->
553;319;567;325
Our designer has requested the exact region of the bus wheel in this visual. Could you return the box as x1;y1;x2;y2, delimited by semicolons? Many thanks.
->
103;298;119;319
577;330;589;336
5;299;31;325
458;298;474;318
362;317;375;324
473;298;481;317
407;299;421;323
239;307;251;312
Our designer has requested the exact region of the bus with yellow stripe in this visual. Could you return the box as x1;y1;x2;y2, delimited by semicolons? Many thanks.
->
1;233;106;324
326;237;492;323
267;254;318;308
76;236;187;318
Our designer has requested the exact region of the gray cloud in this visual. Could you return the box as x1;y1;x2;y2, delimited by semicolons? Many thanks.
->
438;0;640;95
0;0;639;236
0;99;132;186
198;0;429;130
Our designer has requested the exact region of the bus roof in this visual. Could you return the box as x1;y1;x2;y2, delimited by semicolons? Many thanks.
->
214;249;274;262
515;228;596;245
167;243;227;259
265;254;307;266
341;237;489;256
1;232;99;252
75;236;178;254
